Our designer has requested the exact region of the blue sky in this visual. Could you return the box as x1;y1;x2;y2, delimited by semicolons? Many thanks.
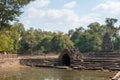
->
20;0;120;33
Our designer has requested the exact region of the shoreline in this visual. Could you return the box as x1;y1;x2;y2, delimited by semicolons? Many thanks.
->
0;56;120;71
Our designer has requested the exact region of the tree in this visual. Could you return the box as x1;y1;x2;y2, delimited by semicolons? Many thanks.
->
0;0;34;29
114;36;120;50
75;31;102;52
105;18;119;38
71;22;103;52
87;22;104;35
19;40;30;53
106;18;117;27
0;34;14;52
36;36;52;52
10;24;22;52
33;29;43;43
19;28;37;53
12;23;25;37
69;27;84;43
51;33;73;52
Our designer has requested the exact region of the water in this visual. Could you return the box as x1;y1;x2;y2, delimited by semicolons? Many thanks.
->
0;67;115;80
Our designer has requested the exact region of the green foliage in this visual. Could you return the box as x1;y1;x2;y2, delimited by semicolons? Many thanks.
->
12;22;25;36
32;31;73;53
114;36;120;50
69;27;84;43
0;0;34;29
51;33;73;52
70;18;120;52
0;0;33;53
0;22;26;53
10;26;21;52
105;18;119;38
19;28;36;53
0;17;120;54
19;40;30;53
36;36;52;52
1;0;120;54
75;31;101;52
0;34;14;52
105;18;118;27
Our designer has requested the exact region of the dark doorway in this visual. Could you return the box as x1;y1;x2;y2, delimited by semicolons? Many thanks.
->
62;54;71;66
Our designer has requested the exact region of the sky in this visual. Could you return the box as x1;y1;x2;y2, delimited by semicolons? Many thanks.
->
20;0;120;33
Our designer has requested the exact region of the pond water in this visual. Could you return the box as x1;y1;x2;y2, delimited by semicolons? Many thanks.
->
0;67;115;80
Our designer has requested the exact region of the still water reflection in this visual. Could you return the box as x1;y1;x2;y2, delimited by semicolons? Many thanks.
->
0;67;115;80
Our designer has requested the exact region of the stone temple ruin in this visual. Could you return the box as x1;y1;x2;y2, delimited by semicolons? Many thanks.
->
57;33;120;70
102;33;114;52
58;48;83;66
20;33;120;70
88;33;120;58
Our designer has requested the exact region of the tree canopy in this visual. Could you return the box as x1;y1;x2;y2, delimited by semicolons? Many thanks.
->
0;18;120;54
0;0;34;29
0;2;120;55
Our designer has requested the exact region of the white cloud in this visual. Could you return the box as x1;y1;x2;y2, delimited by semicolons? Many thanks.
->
21;0;104;32
27;7;45;19
62;9;79;23
64;1;76;9
21;9;104;32
79;13;102;27
47;9;63;19
21;0;120;32
93;0;120;15
29;0;50;8
20;5;80;32
21;5;80;26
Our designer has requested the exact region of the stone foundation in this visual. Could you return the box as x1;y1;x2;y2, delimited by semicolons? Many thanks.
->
19;57;120;71
19;49;120;71
20;58;58;67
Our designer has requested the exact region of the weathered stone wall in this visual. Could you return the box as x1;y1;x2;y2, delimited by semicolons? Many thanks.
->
69;58;118;70
86;52;120;58
19;48;120;71
20;58;58;67
19;57;120;71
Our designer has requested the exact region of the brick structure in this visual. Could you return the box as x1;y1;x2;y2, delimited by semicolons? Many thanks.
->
58;48;83;66
102;33;114;52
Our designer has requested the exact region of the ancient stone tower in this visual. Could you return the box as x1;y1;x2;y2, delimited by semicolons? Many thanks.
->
102;33;113;52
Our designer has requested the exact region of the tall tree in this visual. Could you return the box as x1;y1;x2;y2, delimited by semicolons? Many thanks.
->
75;31;101;52
0;0;34;29
106;18;117;27
0;34;14;52
36;36;52;52
12;23;25;37
69;27;84;43
51;33;73;52
87;22;105;35
105;18;119;38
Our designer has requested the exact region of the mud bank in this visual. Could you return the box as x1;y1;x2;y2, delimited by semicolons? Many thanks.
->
0;59;20;68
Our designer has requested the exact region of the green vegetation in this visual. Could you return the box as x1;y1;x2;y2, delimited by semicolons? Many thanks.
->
0;18;119;54
19;28;73;53
0;1;120;54
0;0;34;29
69;18;120;52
